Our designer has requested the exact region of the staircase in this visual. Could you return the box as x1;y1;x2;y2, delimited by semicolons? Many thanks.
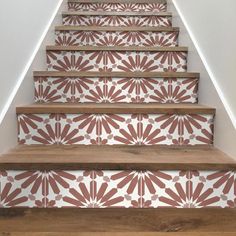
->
0;0;236;234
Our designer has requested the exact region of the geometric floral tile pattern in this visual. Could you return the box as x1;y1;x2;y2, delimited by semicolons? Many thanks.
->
55;31;178;47
18;113;214;145
189;171;236;208
1;170;235;208
141;171;190;208
34;77;198;103
46;51;188;72
18;114;59;145
44;170;93;208
67;3;167;12
0;170;46;208
62;15;172;27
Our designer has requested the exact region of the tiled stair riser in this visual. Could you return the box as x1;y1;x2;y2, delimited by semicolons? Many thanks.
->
62;15;172;27
34;76;198;103
1;170;235;208
67;3;167;12
18;113;213;145
55;31;178;47
46;51;188;72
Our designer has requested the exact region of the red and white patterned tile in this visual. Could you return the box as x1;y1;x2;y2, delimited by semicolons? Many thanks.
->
55;31;178;47
44;170;142;208
62;15;172;27
0;171;46;208
2;171;235;208
34;77;198;104
17;113;214;146
141;171;190;208
44;171;94;208
70;114;103;145
56;114;85;145
68;3;167;12
100;114;139;145
46;51;188;72
18;114;58;145
154;114;214;145
188;171;236;208
112;114;214;145
93;171;141;208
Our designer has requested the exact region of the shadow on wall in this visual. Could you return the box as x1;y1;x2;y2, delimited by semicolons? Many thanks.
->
169;0;236;158
0;0;64;154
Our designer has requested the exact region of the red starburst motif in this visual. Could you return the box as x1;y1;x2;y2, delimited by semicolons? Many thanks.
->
73;114;126;145
113;114;166;145
55;31;178;47
118;54;159;72
65;16;107;26
88;50;122;65
55;33;77;46
18;113;214;146
67;3;167;12
18;114;59;145
47;51;187;73
0;171;46;208
2;171;235;208
35;76;94;103
143;32;179;47
45;171;94;208
84;83;126;103
141;171;190;208
47;51;93;71
68;3;112;12
154;51;188;72
35;77;198;104
189;171;236;208
73;31;103;44
155;114;214;145
149;78;198;103
63;15;171;27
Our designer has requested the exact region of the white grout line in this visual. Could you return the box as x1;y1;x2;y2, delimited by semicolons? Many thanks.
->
0;0;63;125
172;0;236;130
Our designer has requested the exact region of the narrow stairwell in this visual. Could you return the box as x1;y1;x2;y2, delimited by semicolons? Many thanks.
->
0;0;236;234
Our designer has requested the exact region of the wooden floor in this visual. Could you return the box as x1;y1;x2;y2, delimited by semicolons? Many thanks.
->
0;145;235;170
0;209;236;234
1;233;235;236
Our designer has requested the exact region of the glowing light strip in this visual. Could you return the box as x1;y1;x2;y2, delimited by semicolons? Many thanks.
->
0;0;63;125
172;0;236;129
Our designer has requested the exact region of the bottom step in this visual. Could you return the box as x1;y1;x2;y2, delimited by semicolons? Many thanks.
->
0;208;236;233
1;146;235;209
0;234;235;236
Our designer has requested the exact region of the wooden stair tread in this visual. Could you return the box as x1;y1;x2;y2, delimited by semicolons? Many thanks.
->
55;26;178;32
1;233;235;236
33;71;200;78
63;11;171;16
46;46;187;51
0;208;236;232
16;103;215;114
0;145;235;170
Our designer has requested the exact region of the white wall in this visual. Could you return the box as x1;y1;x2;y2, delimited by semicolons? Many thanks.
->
0;0;65;154
173;0;236;129
169;0;236;158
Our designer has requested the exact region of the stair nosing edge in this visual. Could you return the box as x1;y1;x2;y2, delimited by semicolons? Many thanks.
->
33;71;200;78
46;46;188;51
